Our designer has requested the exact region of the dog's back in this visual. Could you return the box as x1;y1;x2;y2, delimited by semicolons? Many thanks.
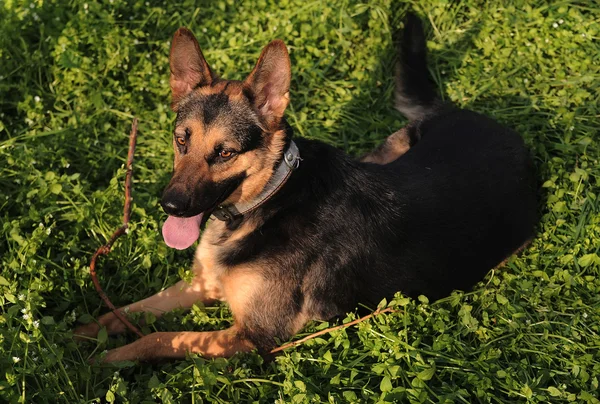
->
368;113;536;300
352;13;537;301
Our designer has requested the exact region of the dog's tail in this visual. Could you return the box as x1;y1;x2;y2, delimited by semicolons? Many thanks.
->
394;12;440;121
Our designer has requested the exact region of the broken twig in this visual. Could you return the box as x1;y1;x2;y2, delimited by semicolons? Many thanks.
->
270;307;398;354
89;118;144;338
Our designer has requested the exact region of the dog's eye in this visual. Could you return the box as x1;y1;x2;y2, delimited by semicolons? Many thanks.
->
219;150;234;159
176;137;186;146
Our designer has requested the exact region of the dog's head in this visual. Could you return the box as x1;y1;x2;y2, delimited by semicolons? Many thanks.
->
160;28;291;249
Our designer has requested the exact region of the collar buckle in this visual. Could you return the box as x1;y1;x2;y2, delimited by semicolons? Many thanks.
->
212;206;235;222
284;147;301;170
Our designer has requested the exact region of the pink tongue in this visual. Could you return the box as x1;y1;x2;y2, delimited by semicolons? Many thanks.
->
162;214;204;250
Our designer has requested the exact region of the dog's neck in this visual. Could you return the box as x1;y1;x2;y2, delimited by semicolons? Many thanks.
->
211;141;301;222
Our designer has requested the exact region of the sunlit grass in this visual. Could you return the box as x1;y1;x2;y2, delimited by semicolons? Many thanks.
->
1;0;599;402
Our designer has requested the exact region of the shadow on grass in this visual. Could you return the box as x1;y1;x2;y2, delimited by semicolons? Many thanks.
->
330;5;570;231
0;4;70;122
331;4;488;156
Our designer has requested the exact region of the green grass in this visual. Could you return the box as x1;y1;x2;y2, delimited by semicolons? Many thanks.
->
1;0;599;402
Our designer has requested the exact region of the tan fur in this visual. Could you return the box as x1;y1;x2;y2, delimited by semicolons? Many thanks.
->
74;237;226;339
169;28;215;109
170;110;287;207
361;128;412;164
101;327;254;362
221;269;265;322
225;82;245;101
94;230;264;362
225;154;272;203
496;239;532;268
291;311;311;335
196;82;226;96
226;129;286;205
75;213;282;360
244;40;291;128
227;218;261;243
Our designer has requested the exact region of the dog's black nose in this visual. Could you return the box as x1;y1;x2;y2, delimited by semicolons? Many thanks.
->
161;188;191;216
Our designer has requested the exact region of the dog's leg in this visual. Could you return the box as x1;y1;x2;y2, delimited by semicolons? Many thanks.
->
101;267;311;362
360;127;416;164
74;258;222;338
102;326;253;362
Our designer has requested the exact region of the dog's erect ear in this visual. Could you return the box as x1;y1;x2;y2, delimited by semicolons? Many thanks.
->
169;27;215;110
244;40;291;128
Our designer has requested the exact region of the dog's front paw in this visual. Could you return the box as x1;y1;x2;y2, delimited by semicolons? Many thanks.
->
101;337;151;363
102;346;132;363
73;322;101;341
73;312;130;341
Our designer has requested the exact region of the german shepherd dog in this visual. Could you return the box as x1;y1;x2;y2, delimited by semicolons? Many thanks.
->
75;14;536;362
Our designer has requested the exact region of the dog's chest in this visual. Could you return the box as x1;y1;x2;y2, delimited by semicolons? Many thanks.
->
194;217;258;279
193;217;267;317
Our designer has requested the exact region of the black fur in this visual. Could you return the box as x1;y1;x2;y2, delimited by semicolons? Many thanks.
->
223;123;535;314
162;172;246;218
164;13;537;355
394;12;441;120
202;93;230;126
176;90;265;154
238;123;264;152
211;14;537;351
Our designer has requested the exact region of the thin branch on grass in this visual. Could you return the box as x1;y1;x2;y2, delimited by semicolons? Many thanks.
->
89;118;144;338
270;307;398;354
